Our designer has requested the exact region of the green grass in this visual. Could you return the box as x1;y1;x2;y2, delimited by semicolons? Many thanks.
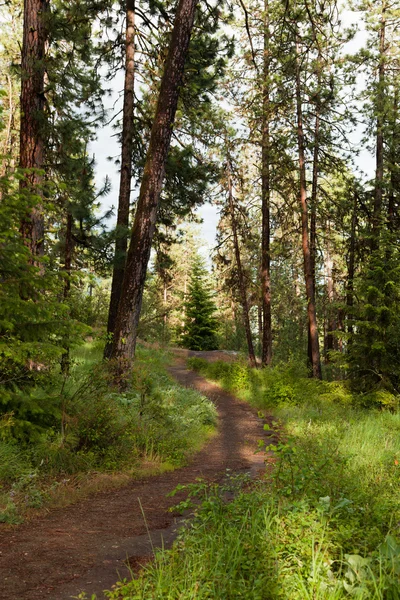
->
105;359;400;599
0;344;216;523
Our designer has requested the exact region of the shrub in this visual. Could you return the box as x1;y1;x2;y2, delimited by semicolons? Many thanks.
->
0;441;30;482
356;389;400;411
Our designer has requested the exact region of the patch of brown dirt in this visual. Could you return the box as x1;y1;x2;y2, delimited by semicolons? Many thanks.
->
0;356;272;600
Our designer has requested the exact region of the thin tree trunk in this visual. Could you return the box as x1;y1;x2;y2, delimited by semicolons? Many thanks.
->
110;0;197;375
104;0;136;359
261;0;272;366
163;275;168;343
226;159;257;368
19;0;49;263
372;1;386;248
2;75;16;167
307;70;321;370
324;223;335;362
295;34;322;379
388;89;398;233
61;211;73;376
346;191;357;338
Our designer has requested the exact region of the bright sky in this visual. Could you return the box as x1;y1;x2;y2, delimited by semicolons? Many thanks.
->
91;74;220;248
91;5;374;250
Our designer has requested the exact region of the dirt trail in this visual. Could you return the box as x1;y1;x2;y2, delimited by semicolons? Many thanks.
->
0;354;273;600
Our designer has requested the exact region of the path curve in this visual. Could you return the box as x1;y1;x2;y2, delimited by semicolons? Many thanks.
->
0;356;271;600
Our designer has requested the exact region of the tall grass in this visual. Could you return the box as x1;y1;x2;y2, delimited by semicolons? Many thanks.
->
105;359;400;599
0;345;217;523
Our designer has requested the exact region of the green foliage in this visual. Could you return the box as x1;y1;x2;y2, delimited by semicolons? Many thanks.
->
0;386;62;442
0;176;66;380
349;246;400;393
107;362;400;600
0;441;29;482
69;280;110;330
0;344;216;521
188;357;249;392
188;357;400;412
181;257;219;351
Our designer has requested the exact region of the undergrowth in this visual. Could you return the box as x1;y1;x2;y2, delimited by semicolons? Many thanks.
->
104;358;400;599
0;345;216;523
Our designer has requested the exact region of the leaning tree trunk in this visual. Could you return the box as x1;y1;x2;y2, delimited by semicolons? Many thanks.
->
110;0;198;376
295;33;322;380
19;0;49;264
104;0;136;359
261;0;272;366
226;159;257;368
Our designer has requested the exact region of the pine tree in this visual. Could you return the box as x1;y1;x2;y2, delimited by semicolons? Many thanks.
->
181;257;219;351
110;0;198;374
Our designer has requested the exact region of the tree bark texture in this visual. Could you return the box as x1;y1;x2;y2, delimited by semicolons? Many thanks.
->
61;211;73;375
388;89;398;233
324;224;335;361
261;0;272;367
307;73;320;370
346;191;357;338
295;34;322;379
19;0;49;261
104;0;136;359
372;1;386;248
110;0;197;370
227;160;257;368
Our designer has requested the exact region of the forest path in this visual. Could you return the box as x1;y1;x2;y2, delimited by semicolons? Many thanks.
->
0;352;273;600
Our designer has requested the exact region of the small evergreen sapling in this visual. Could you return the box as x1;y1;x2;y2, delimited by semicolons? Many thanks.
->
181;257;219;351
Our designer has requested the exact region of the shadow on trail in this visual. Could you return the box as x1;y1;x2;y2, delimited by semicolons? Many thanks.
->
0;354;269;600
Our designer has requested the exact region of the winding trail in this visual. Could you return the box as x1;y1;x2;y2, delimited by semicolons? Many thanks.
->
0;354;274;600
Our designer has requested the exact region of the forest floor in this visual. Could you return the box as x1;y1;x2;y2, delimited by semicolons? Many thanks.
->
0;351;273;600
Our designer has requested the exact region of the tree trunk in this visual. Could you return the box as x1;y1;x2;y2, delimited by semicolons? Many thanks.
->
258;301;263;352
324;223;335;362
19;0;49;263
104;0;136;359
227;159;257;368
163;274;168;343
346;191;357;338
307;70;321;371
261;0;272;367
2;74;16;172
61;211;73;376
110;0;197;375
295;34;322;379
372;1;386;248
388;88;398;233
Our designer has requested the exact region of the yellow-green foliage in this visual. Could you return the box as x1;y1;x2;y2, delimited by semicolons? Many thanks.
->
0;345;217;523
105;359;400;599
187;358;400;411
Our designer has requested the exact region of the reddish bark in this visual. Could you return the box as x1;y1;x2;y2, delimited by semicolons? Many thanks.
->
110;0;197;373
324;225;335;361
295;34;322;380
227;159;257;368
261;0;272;367
346;192;357;338
307;72;321;370
19;0;49;262
104;0;136;359
61;211;73;375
